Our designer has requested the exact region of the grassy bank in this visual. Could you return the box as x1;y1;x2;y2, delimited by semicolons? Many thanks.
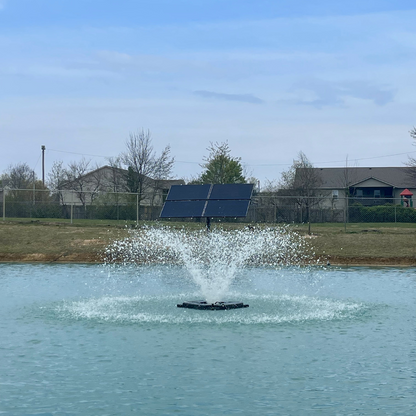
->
0;219;416;265
296;222;416;266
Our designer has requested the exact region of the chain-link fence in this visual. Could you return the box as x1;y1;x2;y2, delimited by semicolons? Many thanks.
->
1;189;416;225
248;195;416;224
0;189;161;223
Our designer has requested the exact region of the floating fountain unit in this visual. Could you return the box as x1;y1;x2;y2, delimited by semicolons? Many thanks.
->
177;300;249;310
160;184;254;310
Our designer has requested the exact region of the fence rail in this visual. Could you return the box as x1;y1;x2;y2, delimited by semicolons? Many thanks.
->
1;188;416;225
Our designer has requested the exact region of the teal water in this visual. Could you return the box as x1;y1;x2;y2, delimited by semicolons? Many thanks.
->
0;263;415;415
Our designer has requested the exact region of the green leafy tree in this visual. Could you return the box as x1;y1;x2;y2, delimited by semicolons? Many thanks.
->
196;142;246;184
126;166;139;193
1;162;34;190
1;162;54;217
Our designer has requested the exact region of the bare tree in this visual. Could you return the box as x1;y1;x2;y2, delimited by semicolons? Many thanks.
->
47;160;66;204
256;179;281;223
63;158;103;210
64;158;91;208
262;179;279;193
105;156;127;220
150;145;175;208
279;152;322;191
279;151;322;233
153;145;175;181
121;129;174;219
106;156;125;193
406;127;416;182
294;154;322;194
411;127;416;140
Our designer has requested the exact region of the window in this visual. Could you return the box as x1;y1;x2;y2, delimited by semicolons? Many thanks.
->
356;189;363;197
374;190;381;198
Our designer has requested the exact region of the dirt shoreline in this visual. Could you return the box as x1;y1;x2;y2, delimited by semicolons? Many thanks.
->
1;253;415;267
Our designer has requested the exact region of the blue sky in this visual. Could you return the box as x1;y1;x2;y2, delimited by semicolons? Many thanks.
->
1;0;416;185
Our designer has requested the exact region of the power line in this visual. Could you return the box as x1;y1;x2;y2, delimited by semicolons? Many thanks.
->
48;148;110;159
47;147;416;168
315;150;416;166
245;150;416;168
32;153;42;171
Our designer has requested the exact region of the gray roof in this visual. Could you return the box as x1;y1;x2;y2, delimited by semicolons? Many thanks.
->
314;167;414;189
61;165;185;190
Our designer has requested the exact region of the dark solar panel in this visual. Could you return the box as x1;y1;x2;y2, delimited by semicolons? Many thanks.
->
160;183;254;218
210;184;253;200
166;184;211;201
204;200;251;218
160;200;206;218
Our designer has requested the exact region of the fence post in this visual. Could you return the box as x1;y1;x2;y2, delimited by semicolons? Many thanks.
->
2;188;5;221
70;190;74;224
394;204;397;223
136;193;139;226
344;195;348;232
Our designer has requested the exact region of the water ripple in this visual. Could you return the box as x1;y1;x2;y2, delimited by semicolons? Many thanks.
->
54;293;369;326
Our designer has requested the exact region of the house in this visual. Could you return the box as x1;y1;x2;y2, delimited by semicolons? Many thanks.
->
60;165;185;208
255;166;416;224
313;167;416;208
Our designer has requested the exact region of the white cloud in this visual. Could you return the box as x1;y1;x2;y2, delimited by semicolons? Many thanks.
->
1;6;416;183
194;90;264;104
93;50;211;75
285;79;396;108
95;50;133;65
0;63;118;79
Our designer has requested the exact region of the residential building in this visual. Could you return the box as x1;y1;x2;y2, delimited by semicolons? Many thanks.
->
313;167;416;209
60;165;184;208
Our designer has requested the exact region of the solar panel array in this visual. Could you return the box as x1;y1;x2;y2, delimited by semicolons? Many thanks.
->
160;184;254;218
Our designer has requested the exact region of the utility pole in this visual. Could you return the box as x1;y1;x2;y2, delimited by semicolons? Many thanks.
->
41;145;46;185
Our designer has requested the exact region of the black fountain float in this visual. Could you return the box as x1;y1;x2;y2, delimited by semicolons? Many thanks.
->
160;183;254;310
177;301;249;310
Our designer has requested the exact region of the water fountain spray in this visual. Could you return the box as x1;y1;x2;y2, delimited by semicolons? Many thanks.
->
105;184;313;309
105;224;312;309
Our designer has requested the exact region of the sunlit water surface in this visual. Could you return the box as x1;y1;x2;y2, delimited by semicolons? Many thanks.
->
1;263;415;415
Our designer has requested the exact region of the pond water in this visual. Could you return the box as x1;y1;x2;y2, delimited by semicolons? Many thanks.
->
0;263;415;415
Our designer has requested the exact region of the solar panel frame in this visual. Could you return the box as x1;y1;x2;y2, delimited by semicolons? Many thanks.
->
160;200;206;218
166;184;211;201
160;183;254;218
210;183;253;200
204;200;251;218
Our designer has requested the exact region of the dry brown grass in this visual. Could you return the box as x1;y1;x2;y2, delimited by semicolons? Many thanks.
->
0;220;415;265
0;220;129;263
297;223;416;265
